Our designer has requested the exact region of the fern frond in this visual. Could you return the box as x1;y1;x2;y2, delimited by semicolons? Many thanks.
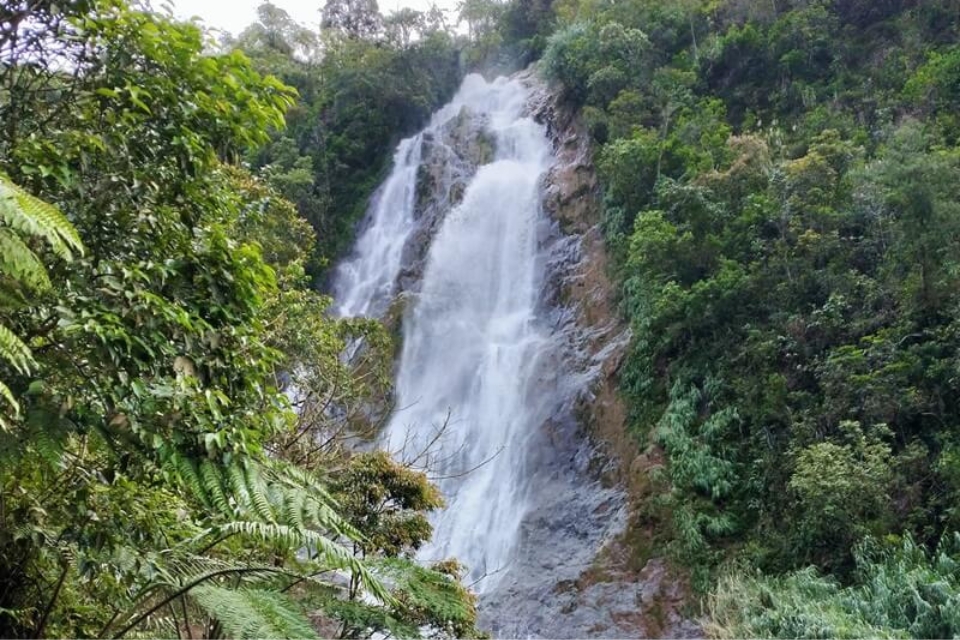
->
262;461;361;540
228;461;253;509
279;484;307;530
190;586;320;640
0;228;51;292
320;597;418;640
217;521;392;604
0;321;35;375
0;379;19;423
243;461;277;523
265;460;337;505
0;174;83;260
200;459;233;516
155;558;282;593
172;455;211;510
374;557;478;633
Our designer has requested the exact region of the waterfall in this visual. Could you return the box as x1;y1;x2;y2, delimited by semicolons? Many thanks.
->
333;73;560;594
332;134;423;318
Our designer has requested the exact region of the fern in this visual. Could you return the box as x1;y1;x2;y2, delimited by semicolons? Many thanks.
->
163;454;392;608
0;174;83;424
215;520;391;603
0;381;16;429
173;456;362;540
242;460;278;523
191;586;320;640
374;557;479;636
320;597;418;640
0;174;83;261
200;459;233;515
0;322;35;375
0;228;51;292
0;322;36;424
170;454;210;511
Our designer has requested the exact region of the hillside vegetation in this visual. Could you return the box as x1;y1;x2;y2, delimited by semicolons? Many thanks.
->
534;0;960;634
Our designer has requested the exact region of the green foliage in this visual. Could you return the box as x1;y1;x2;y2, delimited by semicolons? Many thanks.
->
0;2;477;638
375;557;480;638
0;174;83;426
192;586;320;640
0;175;82;262
542;21;650;107
708;534;960;639
789;422;893;567
540;0;960;613
235;4;461;272
330;451;444;557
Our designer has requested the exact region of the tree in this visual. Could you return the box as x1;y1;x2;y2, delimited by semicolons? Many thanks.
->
322;0;383;39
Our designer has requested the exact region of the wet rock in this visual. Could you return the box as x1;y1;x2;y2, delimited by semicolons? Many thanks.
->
396;106;488;294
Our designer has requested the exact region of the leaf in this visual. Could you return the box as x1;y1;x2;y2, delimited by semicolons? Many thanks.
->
0;322;36;375
0;228;51;292
0;174;83;260
190;586;320;640
0;379;19;426
217;521;392;604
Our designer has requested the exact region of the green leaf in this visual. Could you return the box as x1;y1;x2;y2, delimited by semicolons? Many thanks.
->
190;586;320;640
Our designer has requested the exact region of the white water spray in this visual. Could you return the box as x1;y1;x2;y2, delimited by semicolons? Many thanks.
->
333;74;556;592
332;135;423;318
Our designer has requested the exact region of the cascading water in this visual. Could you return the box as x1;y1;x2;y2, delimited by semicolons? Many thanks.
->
334;74;554;590
333;135;423;318
332;72;636;637
384;79;554;591
332;74;513;317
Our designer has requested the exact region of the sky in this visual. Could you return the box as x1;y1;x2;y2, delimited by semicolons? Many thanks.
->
170;0;457;36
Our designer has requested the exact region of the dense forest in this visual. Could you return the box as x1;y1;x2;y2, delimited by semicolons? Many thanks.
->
537;0;960;635
4;0;960;637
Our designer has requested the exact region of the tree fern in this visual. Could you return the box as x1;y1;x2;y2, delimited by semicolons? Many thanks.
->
0;174;83;261
191;586;320;640
215;521;391;604
373;557;480;638
161;454;393;611
0;323;35;376
0;174;83;425
0;321;35;426
0;228;51;292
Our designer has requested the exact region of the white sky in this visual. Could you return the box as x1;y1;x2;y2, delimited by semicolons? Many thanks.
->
169;0;457;36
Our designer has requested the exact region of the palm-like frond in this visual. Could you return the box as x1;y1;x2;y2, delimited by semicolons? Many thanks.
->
0;323;34;376
171;456;362;541
215;520;392;604
191;586;320;640
0;174;83;261
0;322;35;423
163;455;393;608
0;381;15;429
0;175;82;423
374;557;479;635
0;228;51;292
